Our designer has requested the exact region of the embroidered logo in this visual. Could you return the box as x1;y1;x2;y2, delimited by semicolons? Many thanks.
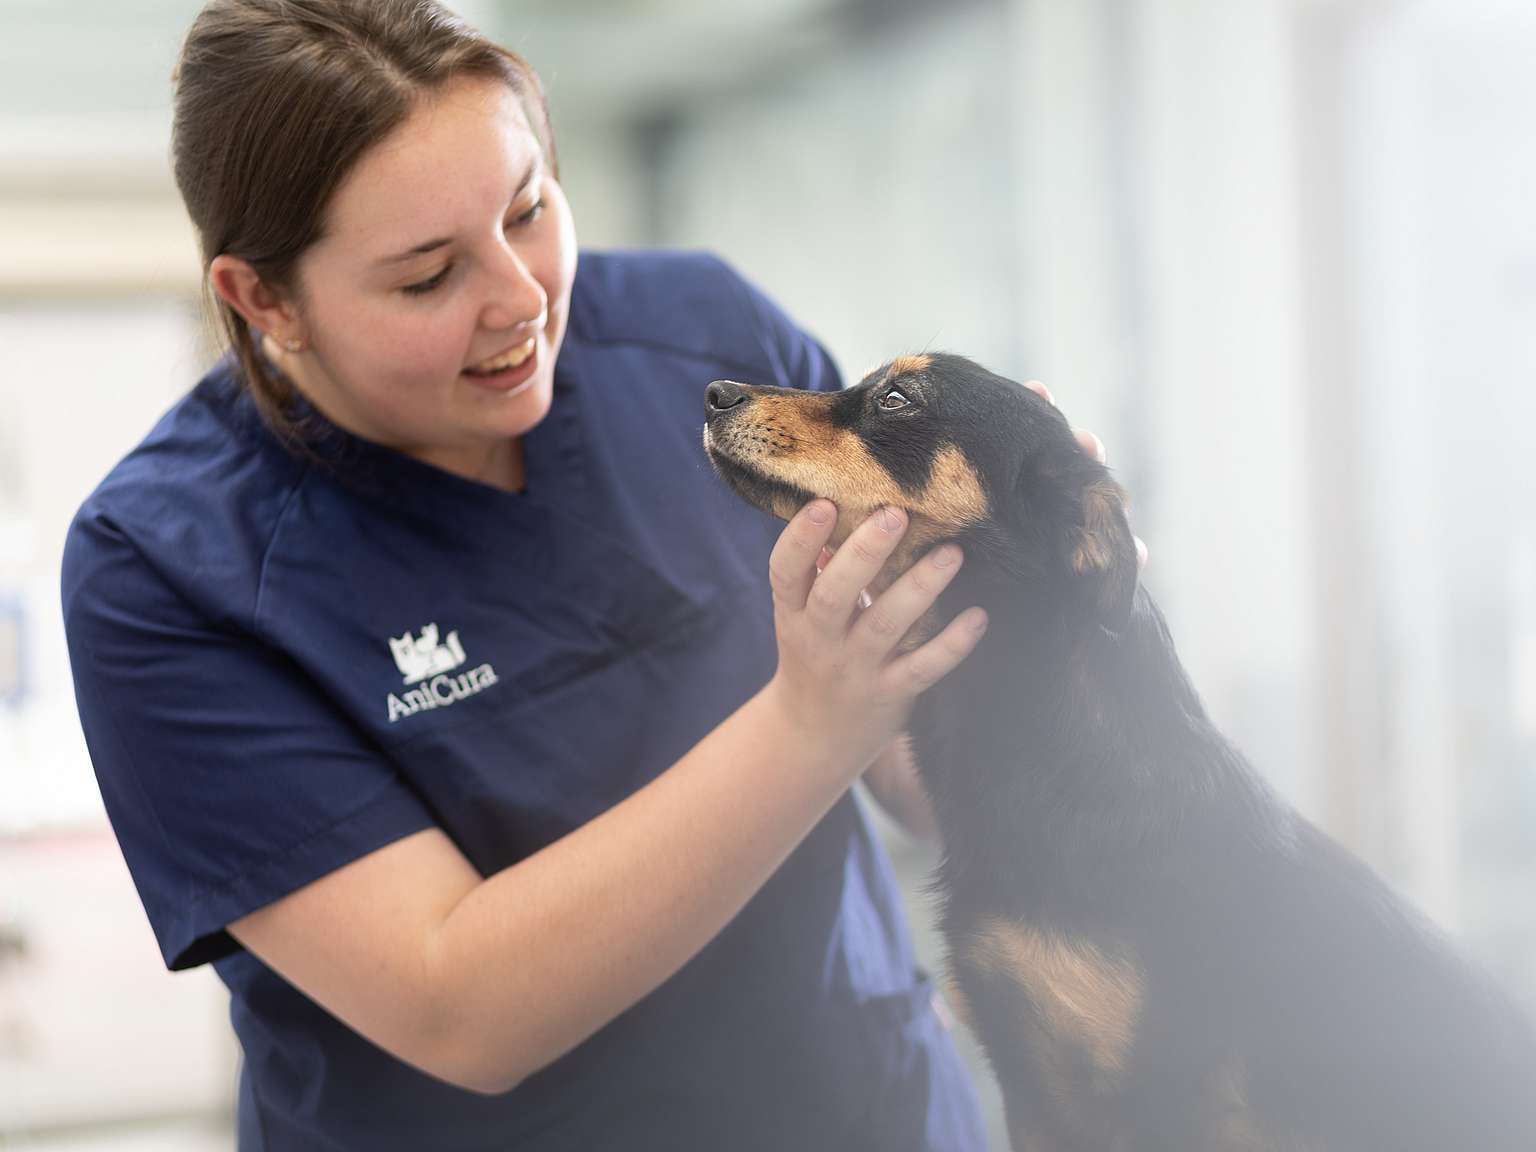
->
390;623;464;684
385;623;499;724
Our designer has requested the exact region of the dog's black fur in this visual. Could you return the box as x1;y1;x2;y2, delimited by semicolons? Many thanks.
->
704;353;1536;1151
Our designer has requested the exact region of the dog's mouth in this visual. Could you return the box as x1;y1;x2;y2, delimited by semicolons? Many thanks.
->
703;421;888;546
703;426;827;526
703;425;944;611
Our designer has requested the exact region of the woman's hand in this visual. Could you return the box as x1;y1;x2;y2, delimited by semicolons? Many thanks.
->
762;501;988;772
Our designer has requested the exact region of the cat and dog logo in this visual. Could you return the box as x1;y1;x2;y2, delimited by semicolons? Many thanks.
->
385;623;499;724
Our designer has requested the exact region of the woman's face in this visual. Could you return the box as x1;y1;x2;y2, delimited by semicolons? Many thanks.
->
281;75;577;483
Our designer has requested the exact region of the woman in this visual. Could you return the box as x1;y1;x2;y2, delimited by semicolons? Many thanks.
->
62;1;1115;1147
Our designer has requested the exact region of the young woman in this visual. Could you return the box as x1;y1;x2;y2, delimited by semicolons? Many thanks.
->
62;1;1117;1147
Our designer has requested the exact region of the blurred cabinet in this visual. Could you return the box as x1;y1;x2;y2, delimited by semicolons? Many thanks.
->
0;826;238;1131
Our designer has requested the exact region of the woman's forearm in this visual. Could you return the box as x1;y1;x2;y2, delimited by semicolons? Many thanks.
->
422;677;870;1092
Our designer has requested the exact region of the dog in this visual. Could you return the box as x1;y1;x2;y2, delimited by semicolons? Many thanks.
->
703;353;1536;1152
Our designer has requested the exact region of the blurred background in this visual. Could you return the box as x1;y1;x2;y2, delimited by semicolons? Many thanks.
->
1;0;1533;1147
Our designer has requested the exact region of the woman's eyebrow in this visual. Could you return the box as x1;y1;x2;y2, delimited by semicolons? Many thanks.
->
375;158;542;267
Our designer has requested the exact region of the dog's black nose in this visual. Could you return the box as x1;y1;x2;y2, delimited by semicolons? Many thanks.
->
706;380;748;413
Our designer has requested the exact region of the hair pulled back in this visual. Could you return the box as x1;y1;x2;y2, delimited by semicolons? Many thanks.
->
171;0;558;439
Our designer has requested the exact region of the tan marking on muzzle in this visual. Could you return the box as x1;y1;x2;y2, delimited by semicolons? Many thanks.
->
877;445;990;640
740;412;988;538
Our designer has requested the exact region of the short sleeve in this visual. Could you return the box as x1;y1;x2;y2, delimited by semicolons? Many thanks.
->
61;510;437;971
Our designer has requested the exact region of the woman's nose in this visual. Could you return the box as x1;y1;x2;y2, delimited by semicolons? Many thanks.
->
481;246;547;330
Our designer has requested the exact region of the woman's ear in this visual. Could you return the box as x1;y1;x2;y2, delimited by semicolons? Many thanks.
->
209;254;305;345
1066;471;1139;633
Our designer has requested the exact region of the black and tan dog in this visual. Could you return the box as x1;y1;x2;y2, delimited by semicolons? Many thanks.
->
703;353;1536;1152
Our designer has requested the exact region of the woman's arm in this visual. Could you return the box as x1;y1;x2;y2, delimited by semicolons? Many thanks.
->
229;502;986;1094
232;681;868;1093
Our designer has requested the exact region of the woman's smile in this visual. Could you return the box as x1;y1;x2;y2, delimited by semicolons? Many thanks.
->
463;334;541;393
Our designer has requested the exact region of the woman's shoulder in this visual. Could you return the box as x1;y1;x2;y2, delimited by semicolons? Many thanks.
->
570;247;839;391
62;359;309;630
572;247;742;308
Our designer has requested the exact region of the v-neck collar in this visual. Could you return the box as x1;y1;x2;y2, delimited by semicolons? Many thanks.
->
206;338;591;527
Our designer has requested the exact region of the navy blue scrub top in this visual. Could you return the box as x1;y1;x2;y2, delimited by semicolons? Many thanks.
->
62;250;985;1151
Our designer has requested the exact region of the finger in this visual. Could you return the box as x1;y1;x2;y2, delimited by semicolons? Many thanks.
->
879;606;989;698
807;506;907;632
1074;428;1107;464
1023;379;1055;406
767;499;838;612
849;543;966;661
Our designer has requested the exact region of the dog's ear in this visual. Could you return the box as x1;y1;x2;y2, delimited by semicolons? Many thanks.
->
1065;470;1138;633
998;448;1138;632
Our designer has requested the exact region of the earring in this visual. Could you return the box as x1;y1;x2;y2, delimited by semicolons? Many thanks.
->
277;333;304;353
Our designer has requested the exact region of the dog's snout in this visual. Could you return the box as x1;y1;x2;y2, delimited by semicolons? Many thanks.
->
706;380;748;414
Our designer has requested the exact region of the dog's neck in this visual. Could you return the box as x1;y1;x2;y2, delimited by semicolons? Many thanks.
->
910;559;1236;909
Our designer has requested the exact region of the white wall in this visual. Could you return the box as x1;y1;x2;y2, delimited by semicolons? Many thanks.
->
1345;0;1536;966
657;3;1020;385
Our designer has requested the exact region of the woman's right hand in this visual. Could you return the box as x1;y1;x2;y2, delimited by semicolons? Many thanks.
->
763;499;989;771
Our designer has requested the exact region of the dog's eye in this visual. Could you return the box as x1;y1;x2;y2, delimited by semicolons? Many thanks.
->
879;389;911;411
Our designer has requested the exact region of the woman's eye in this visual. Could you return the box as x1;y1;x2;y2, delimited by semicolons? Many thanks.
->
400;201;543;297
402;265;452;296
879;388;911;411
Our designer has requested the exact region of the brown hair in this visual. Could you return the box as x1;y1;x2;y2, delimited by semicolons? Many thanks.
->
171;0;558;442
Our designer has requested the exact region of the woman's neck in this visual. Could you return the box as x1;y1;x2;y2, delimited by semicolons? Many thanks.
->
412;436;526;493
261;333;527;492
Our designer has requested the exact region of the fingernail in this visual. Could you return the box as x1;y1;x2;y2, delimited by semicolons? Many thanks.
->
970;610;989;636
932;545;960;569
880;507;905;532
1076;428;1107;464
806;501;831;524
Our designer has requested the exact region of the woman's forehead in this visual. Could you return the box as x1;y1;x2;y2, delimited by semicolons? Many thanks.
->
321;77;542;260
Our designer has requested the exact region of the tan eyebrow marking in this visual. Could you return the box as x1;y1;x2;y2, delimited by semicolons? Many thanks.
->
888;353;934;378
